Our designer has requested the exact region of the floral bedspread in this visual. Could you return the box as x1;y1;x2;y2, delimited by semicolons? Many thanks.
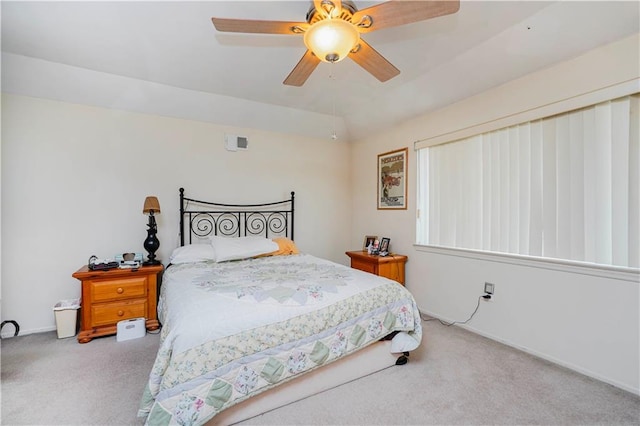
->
138;254;422;425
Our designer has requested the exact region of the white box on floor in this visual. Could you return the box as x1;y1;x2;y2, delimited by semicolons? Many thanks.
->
116;318;146;342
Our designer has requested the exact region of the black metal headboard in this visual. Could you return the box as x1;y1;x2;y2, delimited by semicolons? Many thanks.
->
179;188;295;246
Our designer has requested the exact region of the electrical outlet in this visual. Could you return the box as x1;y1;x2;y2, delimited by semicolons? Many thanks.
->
484;282;495;295
482;282;495;302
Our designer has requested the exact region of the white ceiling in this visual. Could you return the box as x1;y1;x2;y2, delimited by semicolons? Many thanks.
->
2;1;639;141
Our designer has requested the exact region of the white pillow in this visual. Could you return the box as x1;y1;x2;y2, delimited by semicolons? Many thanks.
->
169;244;216;264
210;236;278;262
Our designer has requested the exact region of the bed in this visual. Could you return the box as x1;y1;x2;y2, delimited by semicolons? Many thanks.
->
138;189;422;425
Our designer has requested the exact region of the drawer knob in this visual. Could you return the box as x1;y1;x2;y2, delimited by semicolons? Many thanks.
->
117;310;124;316
117;288;124;294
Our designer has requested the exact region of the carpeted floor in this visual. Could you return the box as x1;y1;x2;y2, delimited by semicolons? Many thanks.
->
1;320;638;425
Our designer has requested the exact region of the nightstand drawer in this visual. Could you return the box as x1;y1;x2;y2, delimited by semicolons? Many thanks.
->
350;258;376;274
90;277;147;302
91;299;147;327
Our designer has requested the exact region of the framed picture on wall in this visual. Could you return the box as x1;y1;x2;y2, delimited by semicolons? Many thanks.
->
378;148;408;210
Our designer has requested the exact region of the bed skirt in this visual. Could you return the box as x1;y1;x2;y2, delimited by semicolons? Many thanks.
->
208;340;396;425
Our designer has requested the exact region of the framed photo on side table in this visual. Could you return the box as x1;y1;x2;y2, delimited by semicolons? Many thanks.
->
378;148;408;210
363;235;378;250
379;237;390;254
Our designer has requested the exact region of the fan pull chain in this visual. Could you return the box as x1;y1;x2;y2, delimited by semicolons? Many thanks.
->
330;63;338;140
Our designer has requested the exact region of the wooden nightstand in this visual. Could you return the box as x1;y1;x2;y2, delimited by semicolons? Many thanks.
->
345;251;408;285
72;264;163;343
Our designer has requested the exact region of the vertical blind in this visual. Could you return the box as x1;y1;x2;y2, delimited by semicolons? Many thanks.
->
417;94;639;268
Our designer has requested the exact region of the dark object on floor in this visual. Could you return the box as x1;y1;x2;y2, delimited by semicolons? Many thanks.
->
395;351;410;365
0;320;20;337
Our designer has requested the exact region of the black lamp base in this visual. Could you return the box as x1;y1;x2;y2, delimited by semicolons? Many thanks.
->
143;212;161;266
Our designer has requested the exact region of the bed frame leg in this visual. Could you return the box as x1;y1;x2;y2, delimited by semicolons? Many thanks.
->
395;351;410;365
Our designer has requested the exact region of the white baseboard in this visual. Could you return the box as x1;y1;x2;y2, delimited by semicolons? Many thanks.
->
1;325;56;339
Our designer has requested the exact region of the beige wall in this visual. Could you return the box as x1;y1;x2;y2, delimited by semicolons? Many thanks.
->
1;28;638;397
350;34;640;394
1;94;351;335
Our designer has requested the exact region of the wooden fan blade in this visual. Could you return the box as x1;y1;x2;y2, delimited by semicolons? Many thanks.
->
352;0;460;33
283;50;321;86
349;39;400;82
211;17;308;35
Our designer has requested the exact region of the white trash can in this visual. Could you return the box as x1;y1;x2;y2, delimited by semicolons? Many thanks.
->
53;298;80;338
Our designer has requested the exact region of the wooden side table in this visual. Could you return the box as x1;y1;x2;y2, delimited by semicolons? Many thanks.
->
345;250;408;285
72;264;163;343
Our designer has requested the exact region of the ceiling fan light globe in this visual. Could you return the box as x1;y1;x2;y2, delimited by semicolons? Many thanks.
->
303;18;359;63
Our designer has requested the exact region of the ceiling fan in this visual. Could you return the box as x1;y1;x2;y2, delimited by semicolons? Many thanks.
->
211;0;460;86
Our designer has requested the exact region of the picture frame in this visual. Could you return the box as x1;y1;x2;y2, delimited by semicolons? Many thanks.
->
363;235;377;250
378;147;408;210
379;237;390;254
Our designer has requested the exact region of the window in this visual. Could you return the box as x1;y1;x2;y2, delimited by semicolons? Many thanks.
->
417;94;639;269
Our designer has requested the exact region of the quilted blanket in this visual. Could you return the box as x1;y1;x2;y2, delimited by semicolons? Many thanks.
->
138;254;422;425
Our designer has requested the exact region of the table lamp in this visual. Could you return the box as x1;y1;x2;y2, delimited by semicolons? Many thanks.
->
142;196;161;266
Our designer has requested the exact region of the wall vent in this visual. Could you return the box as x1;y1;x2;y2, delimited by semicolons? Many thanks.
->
225;134;249;151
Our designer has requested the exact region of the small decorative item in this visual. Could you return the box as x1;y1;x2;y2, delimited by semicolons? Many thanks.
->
378;147;408;210
363;235;377;251
114;253;143;269
371;239;380;255
379;237;390;254
123;252;135;261
143;196;161;266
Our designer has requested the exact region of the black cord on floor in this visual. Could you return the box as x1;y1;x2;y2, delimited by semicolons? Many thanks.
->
421;296;482;326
